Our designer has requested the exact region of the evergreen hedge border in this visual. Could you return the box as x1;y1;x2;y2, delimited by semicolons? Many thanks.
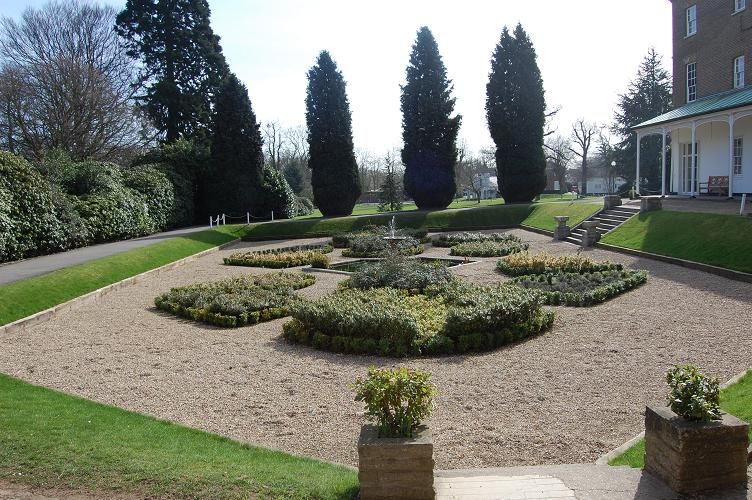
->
282;309;554;357
449;241;529;258
223;244;333;269
496;256;623;277
510;270;648;307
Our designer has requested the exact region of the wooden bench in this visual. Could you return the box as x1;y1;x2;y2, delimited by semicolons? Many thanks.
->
699;176;729;196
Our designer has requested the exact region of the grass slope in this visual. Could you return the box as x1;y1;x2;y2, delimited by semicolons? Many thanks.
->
609;369;752;468
601;211;752;274
243;202;599;240
0;373;358;499
0;226;244;327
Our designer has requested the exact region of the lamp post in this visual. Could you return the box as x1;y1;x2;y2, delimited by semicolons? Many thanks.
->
610;160;617;195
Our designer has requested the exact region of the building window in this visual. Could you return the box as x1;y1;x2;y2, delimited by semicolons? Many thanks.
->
686;63;697;102
733;137;743;175
686;5;697;36
734;56;745;88
735;0;746;13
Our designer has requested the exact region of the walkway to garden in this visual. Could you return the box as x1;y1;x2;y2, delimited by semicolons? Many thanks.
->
0;225;210;286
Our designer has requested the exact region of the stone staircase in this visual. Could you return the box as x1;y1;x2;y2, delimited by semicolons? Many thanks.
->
565;206;640;245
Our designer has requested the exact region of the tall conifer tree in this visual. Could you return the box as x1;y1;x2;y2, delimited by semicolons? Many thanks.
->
305;51;360;216
486;24;547;203
401;27;461;209
116;0;228;143
206;74;264;217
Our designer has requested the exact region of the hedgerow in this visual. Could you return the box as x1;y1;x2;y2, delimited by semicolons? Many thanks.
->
154;272;316;328
496;252;623;276
282;283;553;357
510;270;648;306
449;240;529;257
224;244;333;269
432;231;523;248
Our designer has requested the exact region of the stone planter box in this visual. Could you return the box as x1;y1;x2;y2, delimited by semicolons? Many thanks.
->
645;405;749;494
640;196;662;212
580;221;600;247
553;216;570;240
358;424;435;500
603;194;622;209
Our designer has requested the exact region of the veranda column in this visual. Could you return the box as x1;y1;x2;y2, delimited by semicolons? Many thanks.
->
729;115;735;198
690;122;697;197
661;128;667;196
636;131;641;195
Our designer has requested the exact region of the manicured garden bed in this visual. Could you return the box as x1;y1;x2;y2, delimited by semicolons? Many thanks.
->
224;243;333;268
510;270;648;306
432;231;524;248
341;235;424;258
343;256;457;292
450;240;529;257
154;272;315;327
332;225;429;248
497;252;623;277
0;373;358;499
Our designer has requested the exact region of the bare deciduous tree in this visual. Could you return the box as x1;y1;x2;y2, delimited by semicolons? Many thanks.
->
569;118;601;196
262;120;284;170
455;141;496;203
0;1;149;161
544;135;573;194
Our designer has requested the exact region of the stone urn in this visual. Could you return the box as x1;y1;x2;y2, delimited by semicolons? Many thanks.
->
553;216;570;240
603;194;622;209
358;424;435;500
644;405;749;494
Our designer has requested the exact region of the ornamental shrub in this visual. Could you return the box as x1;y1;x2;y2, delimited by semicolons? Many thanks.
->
332;225;429;248
346;256;456;292
122;164;175;231
154;272;315;328
256;166;298;219
74;190;151;243
432;231;522;248
295;196;315;216
224;247;332;269
666;364;721;422
497;252;623;276
450;240;529;257
511;270;648;306
354;366;436;438
342;235;424;258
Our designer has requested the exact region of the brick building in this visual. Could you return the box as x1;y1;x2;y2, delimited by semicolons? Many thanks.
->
634;0;752;196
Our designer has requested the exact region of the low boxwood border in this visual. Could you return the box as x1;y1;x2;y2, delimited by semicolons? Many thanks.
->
449;241;529;257
432;232;523;248
342;244;425;258
224;246;332;269
510;270;648;306
496;254;623;277
282;309;553;357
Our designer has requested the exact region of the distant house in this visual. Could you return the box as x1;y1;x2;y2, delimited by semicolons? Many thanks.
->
463;172;499;200
634;0;752;196
585;165;627;195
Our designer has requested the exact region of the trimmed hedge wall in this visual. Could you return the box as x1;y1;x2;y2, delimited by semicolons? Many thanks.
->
510;270;648;306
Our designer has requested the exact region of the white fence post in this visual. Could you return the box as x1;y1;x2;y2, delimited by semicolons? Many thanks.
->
741;194;747;216
209;216;213;228
247;212;250;224
271;210;274;221
222;214;226;225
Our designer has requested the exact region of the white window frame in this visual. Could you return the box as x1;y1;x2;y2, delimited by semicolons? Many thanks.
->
735;0;746;13
734;56;745;89
686;63;697;102
733;137;743;175
686;5;697;36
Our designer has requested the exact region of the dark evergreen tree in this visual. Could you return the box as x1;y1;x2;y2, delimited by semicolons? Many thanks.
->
283;162;305;195
612;48;672;192
400;27;461;209
116;0;228;144
486;24;547;203
305;51;360;216
206;74;264;217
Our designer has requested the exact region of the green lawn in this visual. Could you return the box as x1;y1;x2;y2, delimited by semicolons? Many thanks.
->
609;370;752;468
242;202;599;240
0;226;244;327
601;211;752;274
0;373;358;499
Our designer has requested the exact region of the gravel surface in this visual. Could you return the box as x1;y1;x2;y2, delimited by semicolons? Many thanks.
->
1;230;750;470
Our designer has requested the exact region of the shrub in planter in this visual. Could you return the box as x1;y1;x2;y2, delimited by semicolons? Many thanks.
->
154;272;315;327
510;270;647;306
346;256;456;292
342;234;424;258
354;366;436;438
666;364;721;422
497;251;623;276
224;247;332;268
433;231;522;248
450;240;529;257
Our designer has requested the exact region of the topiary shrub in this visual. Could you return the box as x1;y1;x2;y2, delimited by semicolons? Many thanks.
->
154;272;316;328
666;365;721;422
510;269;648;306
450;240;528;257
496;252;623;276
354;367;436;438
433;231;523;248
122;163;175;231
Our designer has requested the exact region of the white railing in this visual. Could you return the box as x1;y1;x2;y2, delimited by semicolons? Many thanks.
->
208;211;275;227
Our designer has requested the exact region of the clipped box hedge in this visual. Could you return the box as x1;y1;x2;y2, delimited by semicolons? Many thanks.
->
224;244;333;268
341;235;424;258
282;283;554;357
432;231;523;248
497;252;623;277
345;256;456;293
449;240;529;257
510;270;648;306
154;272;315;328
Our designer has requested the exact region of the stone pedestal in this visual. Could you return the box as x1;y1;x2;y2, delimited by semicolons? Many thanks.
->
358;424;435;500
603;195;622;209
640;196;662;212
580;221;600;247
553;216;570;240
645;405;749;495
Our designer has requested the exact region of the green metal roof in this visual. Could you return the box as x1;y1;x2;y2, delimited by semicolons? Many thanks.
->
633;86;752;130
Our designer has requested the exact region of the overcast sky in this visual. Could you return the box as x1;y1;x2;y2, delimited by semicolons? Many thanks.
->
4;0;673;154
